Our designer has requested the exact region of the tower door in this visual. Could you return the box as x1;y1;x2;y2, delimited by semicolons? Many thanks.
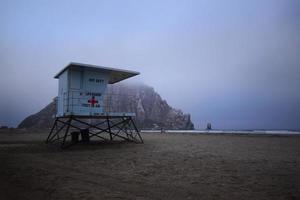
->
70;70;81;90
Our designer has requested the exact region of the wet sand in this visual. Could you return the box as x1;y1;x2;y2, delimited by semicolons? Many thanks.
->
0;130;299;200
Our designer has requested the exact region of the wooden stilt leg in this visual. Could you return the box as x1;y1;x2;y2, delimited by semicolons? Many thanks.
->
61;118;72;148
107;116;113;141
130;117;143;143
46;118;58;143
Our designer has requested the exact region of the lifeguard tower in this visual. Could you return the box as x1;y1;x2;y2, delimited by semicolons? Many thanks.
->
46;62;143;147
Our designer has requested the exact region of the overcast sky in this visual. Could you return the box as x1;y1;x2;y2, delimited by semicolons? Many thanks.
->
0;0;299;130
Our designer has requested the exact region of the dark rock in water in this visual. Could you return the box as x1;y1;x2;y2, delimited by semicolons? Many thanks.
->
206;123;212;130
18;83;194;130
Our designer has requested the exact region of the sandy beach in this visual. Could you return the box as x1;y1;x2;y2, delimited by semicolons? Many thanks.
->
0;130;299;200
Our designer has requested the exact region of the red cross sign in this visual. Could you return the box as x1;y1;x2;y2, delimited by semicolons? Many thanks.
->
88;96;98;107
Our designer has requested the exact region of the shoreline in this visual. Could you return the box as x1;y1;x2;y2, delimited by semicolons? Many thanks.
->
142;129;300;136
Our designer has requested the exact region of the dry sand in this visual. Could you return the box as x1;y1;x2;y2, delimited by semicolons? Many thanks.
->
0;129;299;200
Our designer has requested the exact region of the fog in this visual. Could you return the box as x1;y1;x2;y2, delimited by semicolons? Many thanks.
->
0;0;299;129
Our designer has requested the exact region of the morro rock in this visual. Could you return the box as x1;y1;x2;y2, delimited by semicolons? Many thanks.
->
18;83;194;130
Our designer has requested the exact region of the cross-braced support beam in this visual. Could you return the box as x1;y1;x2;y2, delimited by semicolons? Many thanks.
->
46;115;143;148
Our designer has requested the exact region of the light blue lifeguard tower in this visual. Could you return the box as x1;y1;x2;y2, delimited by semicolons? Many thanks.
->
46;62;143;147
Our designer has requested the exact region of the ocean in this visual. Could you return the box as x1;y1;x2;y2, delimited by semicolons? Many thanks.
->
141;129;300;135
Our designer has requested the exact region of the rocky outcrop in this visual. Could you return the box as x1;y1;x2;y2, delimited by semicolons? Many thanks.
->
18;83;194;130
18;100;56;129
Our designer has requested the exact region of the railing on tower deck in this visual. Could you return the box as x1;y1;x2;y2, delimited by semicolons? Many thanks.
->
59;90;138;115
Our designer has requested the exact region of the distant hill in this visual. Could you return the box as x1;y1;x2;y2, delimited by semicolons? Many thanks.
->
18;83;194;130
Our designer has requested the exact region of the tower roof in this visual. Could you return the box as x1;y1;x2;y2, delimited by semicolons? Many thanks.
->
54;62;140;84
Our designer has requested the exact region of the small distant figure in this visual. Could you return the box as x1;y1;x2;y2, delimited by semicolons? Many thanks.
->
160;127;165;134
206;123;212;130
